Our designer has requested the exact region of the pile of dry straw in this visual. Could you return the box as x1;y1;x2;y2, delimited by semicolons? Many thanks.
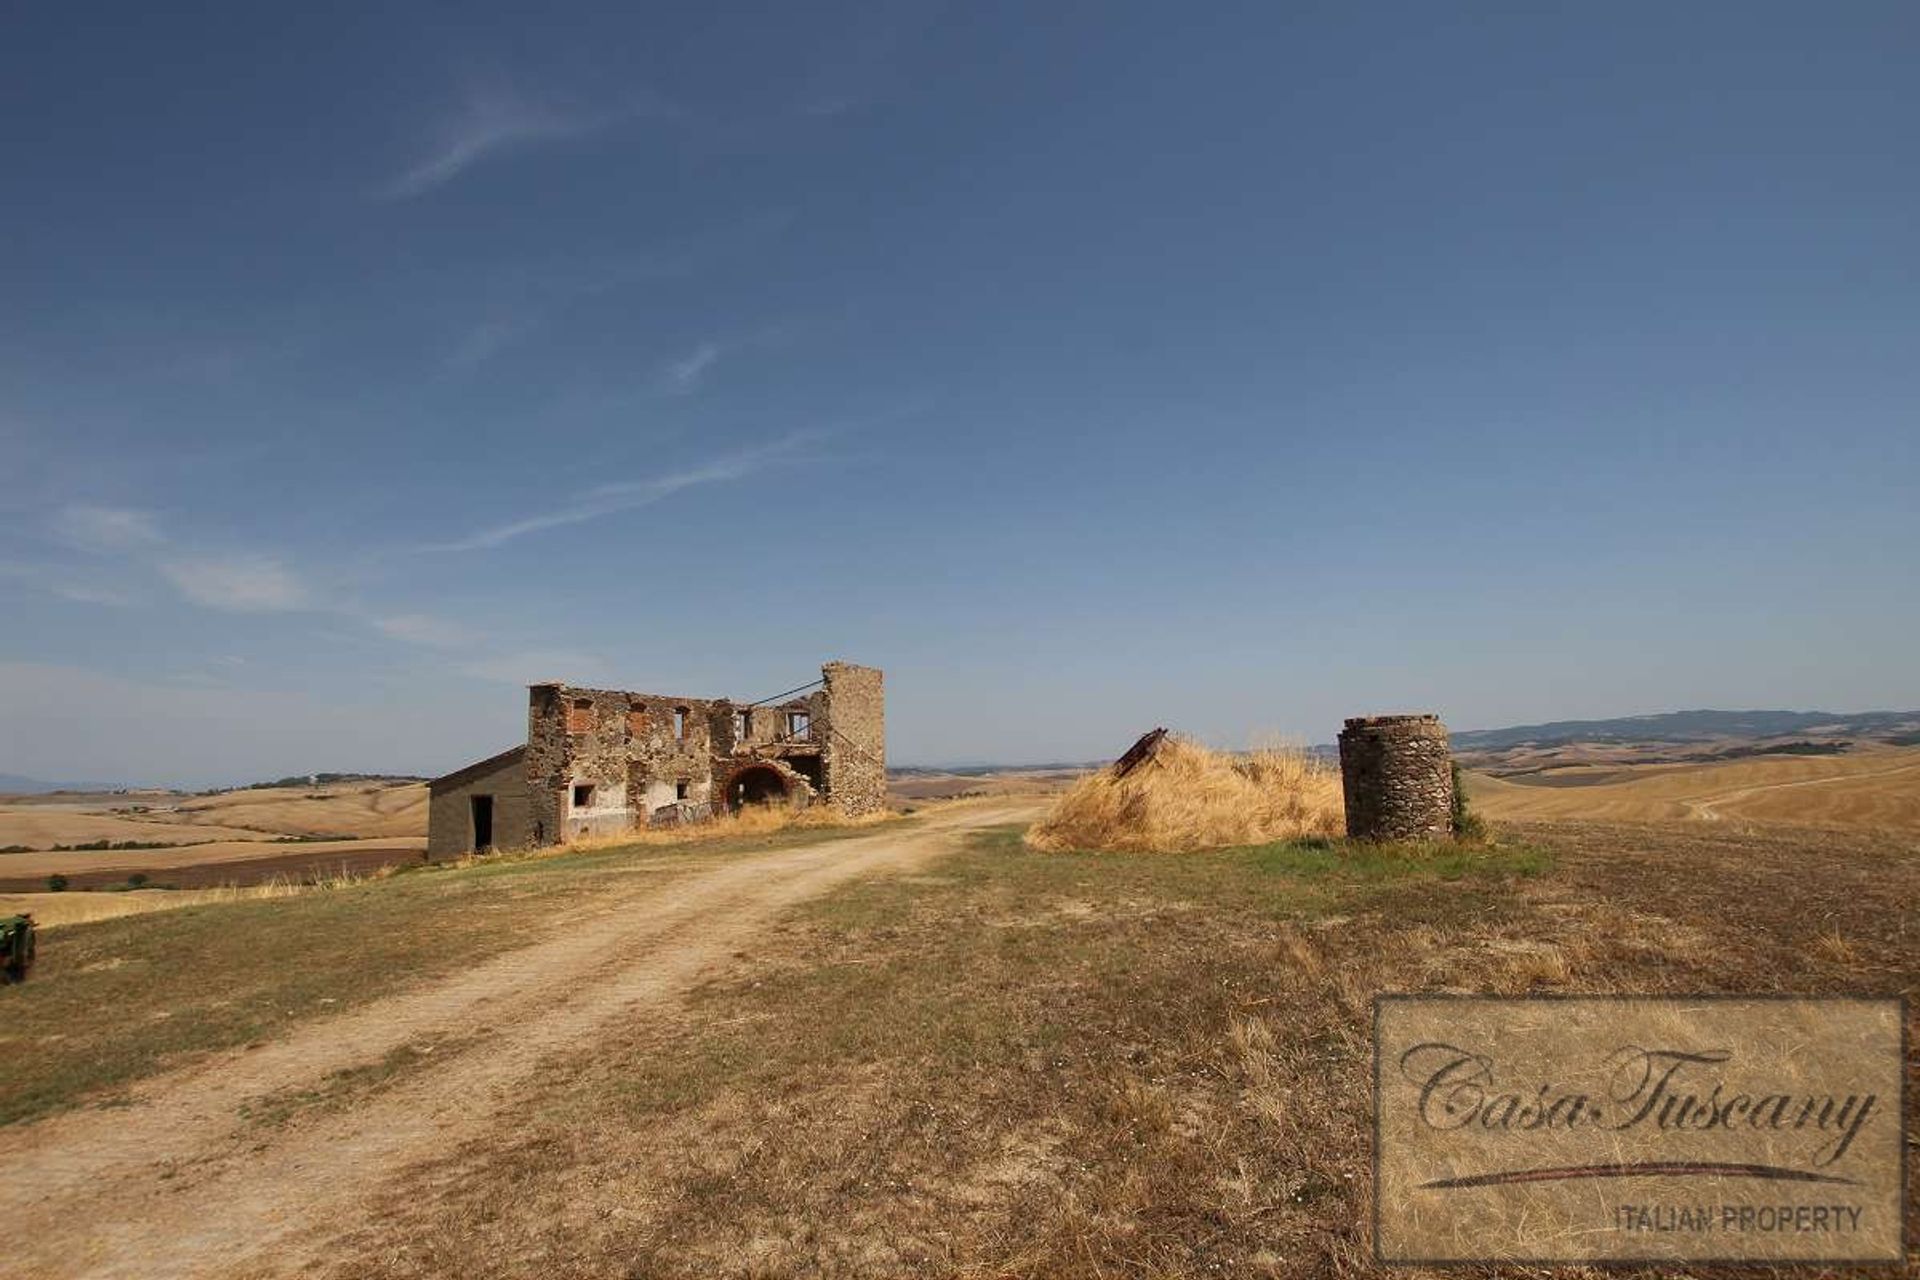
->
1025;736;1344;853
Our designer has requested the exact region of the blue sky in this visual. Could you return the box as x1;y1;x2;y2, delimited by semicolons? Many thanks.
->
3;1;1917;785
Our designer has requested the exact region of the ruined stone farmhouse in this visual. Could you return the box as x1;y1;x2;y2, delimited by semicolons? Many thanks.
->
428;661;884;857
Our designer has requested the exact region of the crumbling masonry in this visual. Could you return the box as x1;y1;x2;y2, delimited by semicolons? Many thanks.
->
428;662;885;857
1337;714;1453;841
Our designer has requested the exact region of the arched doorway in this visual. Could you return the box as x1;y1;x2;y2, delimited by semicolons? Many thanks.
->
725;763;791;811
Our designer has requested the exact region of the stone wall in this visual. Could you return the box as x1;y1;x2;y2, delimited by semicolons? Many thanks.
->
527;684;721;844
1337;714;1453;841
479;662;884;847
820;661;887;815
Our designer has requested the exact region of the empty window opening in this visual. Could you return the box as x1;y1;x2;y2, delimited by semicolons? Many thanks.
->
674;706;689;739
675;779;690;801
733;709;751;741
572;783;595;809
566;699;594;734
469;795;493;851
787;711;811;737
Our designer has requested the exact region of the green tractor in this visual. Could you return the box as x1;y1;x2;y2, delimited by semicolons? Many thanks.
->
1;913;35;984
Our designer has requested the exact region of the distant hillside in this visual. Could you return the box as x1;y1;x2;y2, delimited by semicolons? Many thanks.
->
1451;709;1920;752
234;772;429;792
0;773;120;795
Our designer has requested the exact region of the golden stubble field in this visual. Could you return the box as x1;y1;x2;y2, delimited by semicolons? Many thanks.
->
1466;742;1920;830
0;782;428;904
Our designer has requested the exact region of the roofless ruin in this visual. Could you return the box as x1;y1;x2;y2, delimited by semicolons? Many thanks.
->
427;661;885;857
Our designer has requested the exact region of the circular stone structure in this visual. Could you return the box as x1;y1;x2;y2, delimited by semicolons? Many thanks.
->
1337;714;1454;842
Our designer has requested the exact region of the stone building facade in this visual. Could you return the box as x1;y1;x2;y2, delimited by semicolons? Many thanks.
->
428;661;885;858
1336;714;1453;841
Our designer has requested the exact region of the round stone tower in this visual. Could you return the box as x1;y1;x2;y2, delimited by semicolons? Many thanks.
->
1337;714;1453;841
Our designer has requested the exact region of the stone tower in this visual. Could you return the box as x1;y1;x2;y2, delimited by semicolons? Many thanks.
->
1337;714;1453;841
819;661;887;815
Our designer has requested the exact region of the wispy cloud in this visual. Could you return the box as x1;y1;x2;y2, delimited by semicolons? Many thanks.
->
419;431;822;553
378;81;676;201
159;555;312;613
0;561;134;608
51;583;136;608
44;508;310;614
456;649;607;686
658;341;724;394
50;504;164;553
440;310;548;373
373;613;470;648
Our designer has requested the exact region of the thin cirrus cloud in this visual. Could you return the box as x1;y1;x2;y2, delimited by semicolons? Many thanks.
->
418;431;821;553
378;82;676;201
456;648;608;686
372;613;470;649
49;503;164;553
51;583;137;608
35;505;588;681
658;341;724;395
158;555;313;613
48;503;317;615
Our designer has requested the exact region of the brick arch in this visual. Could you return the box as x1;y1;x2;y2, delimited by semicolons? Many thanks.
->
720;762;793;811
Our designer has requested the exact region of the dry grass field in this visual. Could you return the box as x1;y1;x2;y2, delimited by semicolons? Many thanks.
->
0;782;430;902
1;795;1913;1277
0;805;270;849
0;836;424;894
0;886;310;928
0;781;427;847
151;782;428;838
1467;742;1920;830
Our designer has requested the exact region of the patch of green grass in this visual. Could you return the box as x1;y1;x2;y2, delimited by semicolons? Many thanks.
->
956;824;1550;905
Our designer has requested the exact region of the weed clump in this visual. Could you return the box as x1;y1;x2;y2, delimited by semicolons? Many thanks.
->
1450;759;1487;841
1026;736;1344;853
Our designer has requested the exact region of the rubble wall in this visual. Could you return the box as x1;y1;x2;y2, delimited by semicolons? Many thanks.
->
1337;714;1453;841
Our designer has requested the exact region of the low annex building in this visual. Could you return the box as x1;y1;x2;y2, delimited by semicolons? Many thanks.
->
428;661;885;857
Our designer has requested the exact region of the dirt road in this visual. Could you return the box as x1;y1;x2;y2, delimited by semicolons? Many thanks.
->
0;802;1036;1279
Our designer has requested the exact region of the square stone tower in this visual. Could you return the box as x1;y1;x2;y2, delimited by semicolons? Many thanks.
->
819;661;886;815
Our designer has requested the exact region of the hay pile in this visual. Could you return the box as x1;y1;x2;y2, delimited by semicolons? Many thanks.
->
1025;736;1344;853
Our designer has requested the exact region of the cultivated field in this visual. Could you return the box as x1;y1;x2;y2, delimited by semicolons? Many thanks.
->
153;782;428;837
1;796;1914;1277
1467;741;1920;830
0;805;268;849
0;782;429;900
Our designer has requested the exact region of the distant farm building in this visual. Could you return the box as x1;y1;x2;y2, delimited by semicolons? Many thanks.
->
428;661;885;857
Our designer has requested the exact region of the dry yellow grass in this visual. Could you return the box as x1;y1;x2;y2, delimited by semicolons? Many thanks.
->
0;867;387;929
0;783;426;864
156;783;427;838
0;807;268;849
0;836;423;883
1467;744;1920;830
0;889;245;927
1025;737;1343;852
559;802;900;854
